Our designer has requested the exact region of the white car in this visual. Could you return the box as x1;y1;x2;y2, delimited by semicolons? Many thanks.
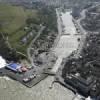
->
23;74;36;83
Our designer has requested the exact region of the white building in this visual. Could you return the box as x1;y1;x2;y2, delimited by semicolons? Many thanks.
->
0;56;6;68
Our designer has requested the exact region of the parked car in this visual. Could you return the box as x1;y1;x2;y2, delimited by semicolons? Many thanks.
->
21;66;28;72
23;74;36;83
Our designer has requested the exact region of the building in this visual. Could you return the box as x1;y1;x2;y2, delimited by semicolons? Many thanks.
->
0;56;6;69
64;73;95;97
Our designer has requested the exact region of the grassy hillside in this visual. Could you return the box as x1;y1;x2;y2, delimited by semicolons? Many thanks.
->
0;4;38;33
0;4;39;55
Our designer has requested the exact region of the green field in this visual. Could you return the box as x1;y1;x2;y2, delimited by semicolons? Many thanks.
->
0;4;39;55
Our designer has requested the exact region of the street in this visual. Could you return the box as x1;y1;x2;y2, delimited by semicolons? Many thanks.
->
51;9;80;74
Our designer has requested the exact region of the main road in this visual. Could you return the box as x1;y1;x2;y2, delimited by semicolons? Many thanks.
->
51;9;80;73
27;26;45;67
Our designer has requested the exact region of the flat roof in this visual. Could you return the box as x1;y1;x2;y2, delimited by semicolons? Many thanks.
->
7;63;21;71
